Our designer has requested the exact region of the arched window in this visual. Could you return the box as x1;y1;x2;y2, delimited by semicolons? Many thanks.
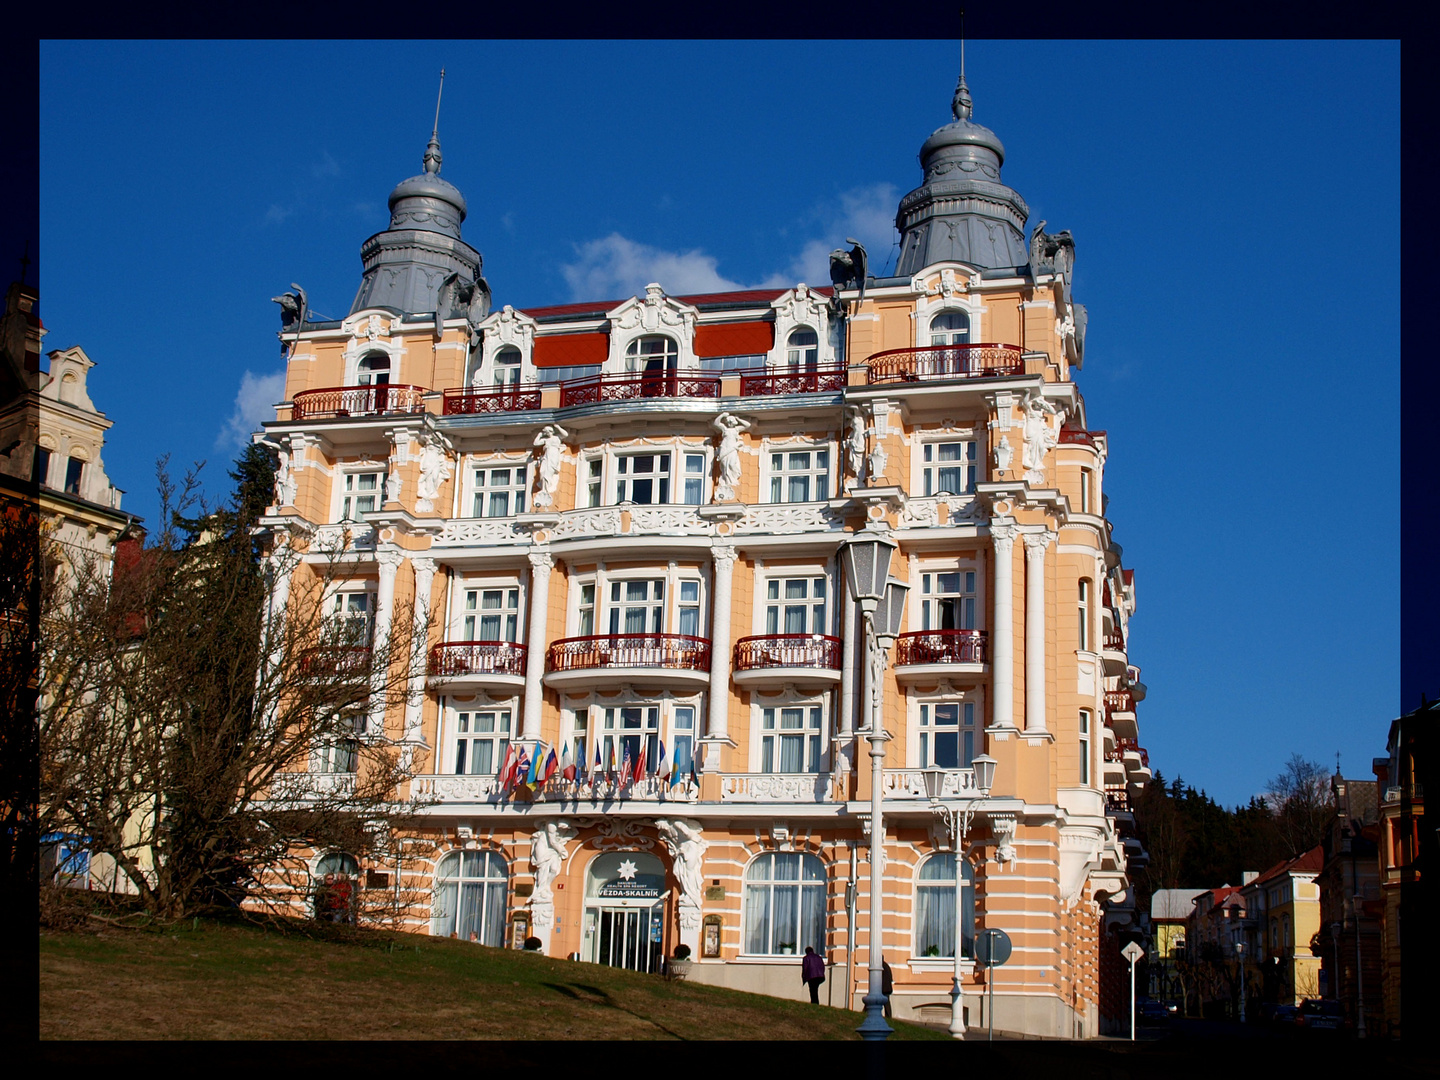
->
493;346;521;389
314;851;360;923
432;850;509;945
743;851;826;956
786;328;819;369
915;853;975;958
929;311;970;347
357;353;391;386
625;336;678;379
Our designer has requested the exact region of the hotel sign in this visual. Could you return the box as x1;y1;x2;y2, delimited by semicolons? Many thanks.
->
596;878;663;900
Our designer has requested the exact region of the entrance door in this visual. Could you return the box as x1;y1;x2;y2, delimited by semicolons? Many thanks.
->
591;901;665;973
584;851;668;972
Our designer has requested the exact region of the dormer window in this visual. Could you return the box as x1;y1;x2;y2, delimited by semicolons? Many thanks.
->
625;335;678;378
493;346;521;388
357;353;391;386
929;311;970;346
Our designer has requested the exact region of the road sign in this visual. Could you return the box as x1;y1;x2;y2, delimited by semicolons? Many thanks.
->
1121;940;1145;1041
1121;941;1145;963
975;928;1012;967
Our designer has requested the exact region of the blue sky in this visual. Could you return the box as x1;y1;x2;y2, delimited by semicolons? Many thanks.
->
38;40;1400;808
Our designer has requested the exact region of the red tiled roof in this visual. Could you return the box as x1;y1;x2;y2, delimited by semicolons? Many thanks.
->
1245;845;1326;890
520;286;833;321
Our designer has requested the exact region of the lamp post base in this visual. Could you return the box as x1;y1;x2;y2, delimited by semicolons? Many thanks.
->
949;976;967;1039
857;992;893;1041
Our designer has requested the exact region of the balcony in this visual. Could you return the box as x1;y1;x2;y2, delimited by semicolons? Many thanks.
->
412;773;698;806
1105;784;1132;815
720;772;842;802
732;634;843;689
893;629;989;683
544;633;712;691
426;641;527;693
1106;689;1137;740
881;767;981;800
1099;624;1128;677
739;364;847;397
442;384;542;415
290;384;427;421
558;372;720;408
865;343;1025;386
1057;427;1105;449
297;646;371;679
270;771;357;800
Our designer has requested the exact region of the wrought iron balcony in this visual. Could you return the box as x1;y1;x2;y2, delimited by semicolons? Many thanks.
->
733;634;843;683
1058;427;1104;449
739;364;846;397
865;343;1024;385
558;372;720;408
290;384;427;420
442;384;543;415
297;646;371;678
427;641;527;683
544;633;712;689
894;629;989;667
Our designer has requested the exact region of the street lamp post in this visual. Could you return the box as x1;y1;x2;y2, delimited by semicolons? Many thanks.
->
1329;920;1341;1001
1233;933;1246;1024
841;534;907;1042
922;755;996;1039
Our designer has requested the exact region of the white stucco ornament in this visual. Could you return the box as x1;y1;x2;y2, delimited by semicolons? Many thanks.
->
1020;390;1062;485
712;413;750;501
416;432;451;512
533;423;569;507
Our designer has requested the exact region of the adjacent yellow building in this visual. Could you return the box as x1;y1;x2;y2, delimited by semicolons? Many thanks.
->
257;74;1151;1038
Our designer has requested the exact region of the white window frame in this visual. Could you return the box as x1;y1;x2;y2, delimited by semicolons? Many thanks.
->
328;587;376;646
741;851;827;957
913;853;975;960
568;694;703;779
928;309;972;346
1079;708;1092;786
623;334;680;376
748;688;831;775
571;567;708;640
431;850;509;945
761;573;831;637
467;460;529;519
443;699;515;776
920;438;978;497
785;326;819;369
907;688;985;771
336;468;384;522
454;579;524;643
1078;578;1091;653
917;700;978;769
918;567;979;632
763;442;832;504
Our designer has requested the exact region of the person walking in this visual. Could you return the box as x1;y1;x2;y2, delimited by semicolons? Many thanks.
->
881;958;894;1019
802;946;826;1004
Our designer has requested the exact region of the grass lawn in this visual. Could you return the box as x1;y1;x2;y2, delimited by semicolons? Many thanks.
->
40;907;948;1041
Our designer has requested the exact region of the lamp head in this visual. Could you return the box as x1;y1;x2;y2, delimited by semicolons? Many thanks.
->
841;534;898;605
876;577;910;640
972;753;997;796
921;765;946;802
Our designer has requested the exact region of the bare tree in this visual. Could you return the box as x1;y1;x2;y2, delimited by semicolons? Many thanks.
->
1267;753;1332;858
37;450;433;920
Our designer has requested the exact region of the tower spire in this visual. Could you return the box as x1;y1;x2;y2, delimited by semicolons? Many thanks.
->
952;10;972;121
423;68;446;175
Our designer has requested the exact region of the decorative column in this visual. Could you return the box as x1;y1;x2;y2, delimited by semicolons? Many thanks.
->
1023;531;1054;735
706;543;737;746
403;556;436;742
521;548;554;741
371;545;405;737
258;538;296;724
989;521;1017;731
839;587;858;772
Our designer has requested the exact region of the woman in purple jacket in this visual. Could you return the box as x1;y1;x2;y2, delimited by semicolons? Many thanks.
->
801;946;826;1003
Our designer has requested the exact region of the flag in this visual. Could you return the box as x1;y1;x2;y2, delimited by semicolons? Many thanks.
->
669;748;684;788
561;743;576;783
497;744;518;793
593;742;604;788
619;744;632;789
512;746;531;793
524;744;541;790
540;746;559;785
607;740;618;778
634;742;647;786
655;740;667;779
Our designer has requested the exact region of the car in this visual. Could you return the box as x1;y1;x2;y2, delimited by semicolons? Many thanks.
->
1297;998;1347;1031
1138;999;1170;1022
1272;1004;1301;1025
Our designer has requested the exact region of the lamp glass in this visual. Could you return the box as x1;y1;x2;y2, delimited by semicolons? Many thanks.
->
972;753;997;795
876;578;909;638
922;765;946;801
841;535;896;604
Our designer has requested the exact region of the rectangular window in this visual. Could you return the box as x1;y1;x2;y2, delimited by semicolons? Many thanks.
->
330;591;374;644
65;456;84;495
601;706;661;774
1079;708;1091;785
339;472;381;520
577;582;596;637
682;453;706;505
1080;467;1092;514
760;705;824;773
585;458;603;508
315;713;365;774
1078;580;1090;652
472;465;526;518
452;708;512;775
921;571;977;631
609;579;664;634
768;450;829;503
672;706;696;774
616;453;670;505
463;587;520;642
677;580;701;637
31;447;50;487
922;441;977;496
765;576;828;635
919;702;976;769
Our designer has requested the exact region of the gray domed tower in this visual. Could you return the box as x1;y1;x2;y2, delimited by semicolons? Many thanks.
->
350;133;483;315
895;75;1030;275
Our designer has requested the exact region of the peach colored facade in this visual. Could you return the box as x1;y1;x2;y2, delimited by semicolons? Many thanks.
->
257;78;1150;1038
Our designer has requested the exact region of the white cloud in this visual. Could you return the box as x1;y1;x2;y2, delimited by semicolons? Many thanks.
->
559;183;901;303
561;233;746;301
218;370;287;449
264;204;295;225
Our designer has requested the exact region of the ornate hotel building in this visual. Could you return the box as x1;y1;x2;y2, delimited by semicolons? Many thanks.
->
259;75;1151;1038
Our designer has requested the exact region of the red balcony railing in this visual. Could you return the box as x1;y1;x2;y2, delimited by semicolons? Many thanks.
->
297;646;372;677
545;633;712;674
739;364;847;397
1105;785;1131;812
427;640;528;679
1058;427;1105;448
734;634;843;672
559;372;720;408
1105;689;1135;714
442;384;542;415
1116;737;1149;769
1103;628;1125;651
290;384;427;420
865;343;1025;385
894;629;990;666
